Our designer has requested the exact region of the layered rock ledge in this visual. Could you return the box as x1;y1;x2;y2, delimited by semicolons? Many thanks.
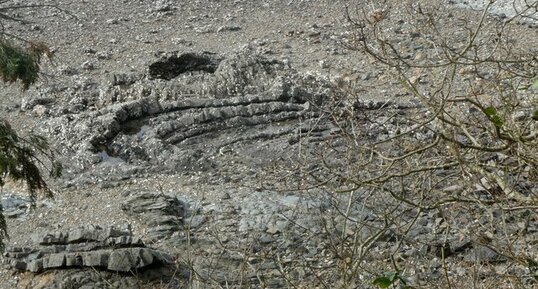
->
3;225;173;273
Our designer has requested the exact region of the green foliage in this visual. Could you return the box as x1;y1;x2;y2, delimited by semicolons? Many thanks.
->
0;0;60;255
483;106;504;129
0;40;38;89
0;121;57;198
0;39;58;252
0;120;62;252
372;272;397;288
0;35;58;198
372;271;415;289
0;40;51;89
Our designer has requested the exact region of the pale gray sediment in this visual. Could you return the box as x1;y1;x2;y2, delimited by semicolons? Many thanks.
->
450;0;538;26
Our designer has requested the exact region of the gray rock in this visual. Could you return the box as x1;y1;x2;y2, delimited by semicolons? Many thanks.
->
107;248;154;272
96;51;112;60
65;253;83;267
19;267;178;289
148;0;175;13
32;104;48;116
27;259;44;273
122;192;185;240
0;194;32;218
21;95;55;111
217;25;242;33
82;250;110;267
464;245;507;264
47;253;66;268
4;225;173;273
238;191;330;234
109;72;141;86
39;231;69;245
186;214;207;229
81;60;96;70
450;0;538;26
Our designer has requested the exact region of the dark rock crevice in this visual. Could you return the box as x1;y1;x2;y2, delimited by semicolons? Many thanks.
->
148;52;222;80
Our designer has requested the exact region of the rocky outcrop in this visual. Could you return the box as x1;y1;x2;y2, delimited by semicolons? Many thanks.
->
122;192;185;241
3;225;174;273
38;48;336;182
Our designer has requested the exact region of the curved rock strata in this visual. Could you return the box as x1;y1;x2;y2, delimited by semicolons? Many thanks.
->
38;49;336;180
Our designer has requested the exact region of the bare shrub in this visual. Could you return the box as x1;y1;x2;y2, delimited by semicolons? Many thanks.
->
271;1;538;288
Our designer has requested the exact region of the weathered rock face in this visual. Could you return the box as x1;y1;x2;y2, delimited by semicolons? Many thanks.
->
3;225;174;273
37;48;337;183
122;192;185;241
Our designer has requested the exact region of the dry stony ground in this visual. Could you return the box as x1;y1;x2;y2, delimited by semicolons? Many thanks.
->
0;0;537;288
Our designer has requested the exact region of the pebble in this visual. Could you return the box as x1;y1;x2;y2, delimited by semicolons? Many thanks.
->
81;61;95;70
